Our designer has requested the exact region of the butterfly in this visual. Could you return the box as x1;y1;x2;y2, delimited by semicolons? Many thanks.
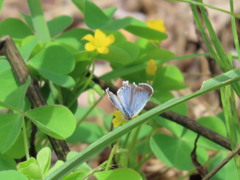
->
106;81;154;120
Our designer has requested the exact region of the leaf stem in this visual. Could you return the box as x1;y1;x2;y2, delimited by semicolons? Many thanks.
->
22;119;30;159
105;140;120;171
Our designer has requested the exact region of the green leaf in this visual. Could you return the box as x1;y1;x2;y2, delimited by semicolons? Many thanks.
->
55;28;92;53
142;48;175;61
208;152;238;180
6;131;25;159
0;154;16;170
182;116;227;150
152;92;188;137
46;160;64;177
20;13;34;30
0;18;32;38
73;51;93;62
67;122;104;144
19;36;39;61
62;172;89;180
125;25;167;40
102;17;132;31
84;0;110;29
153;65;187;91
150;133;208;170
103;7;117;18
0;57;11;71
98;43;137;65
46;67;240;179
0;170;28;180
117;41;140;60
154;117;185;137
94;168;142;180
101;63;146;80
0;114;23;153
28;45;75;88
0;69;18;109
37;147;51;177
101;46;130;64
17;157;42;179
72;0;86;13
47;16;73;37
37;68;75;88
29;45;74;74
66;152;92;173
25;105;76;139
4;77;30;111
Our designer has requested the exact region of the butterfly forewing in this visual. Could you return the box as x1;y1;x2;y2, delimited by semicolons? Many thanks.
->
106;88;131;119
117;82;153;118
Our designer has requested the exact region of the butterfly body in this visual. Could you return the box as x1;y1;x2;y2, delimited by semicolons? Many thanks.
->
106;81;153;120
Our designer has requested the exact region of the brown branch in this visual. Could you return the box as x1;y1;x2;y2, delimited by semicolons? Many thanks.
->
191;134;207;177
203;145;240;180
0;36;69;161
92;76;234;152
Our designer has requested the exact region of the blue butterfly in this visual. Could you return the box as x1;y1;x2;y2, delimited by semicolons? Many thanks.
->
106;81;153;120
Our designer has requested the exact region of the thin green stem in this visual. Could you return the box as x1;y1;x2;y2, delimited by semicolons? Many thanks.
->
135;154;152;171
68;62;95;108
230;0;240;59
105;140;120;171
76;95;104;127
22;120;30;159
168;0;240;18
123;131;132;149
127;126;141;158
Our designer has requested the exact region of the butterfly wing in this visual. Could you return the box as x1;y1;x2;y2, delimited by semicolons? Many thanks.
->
105;88;131;119
117;82;153;118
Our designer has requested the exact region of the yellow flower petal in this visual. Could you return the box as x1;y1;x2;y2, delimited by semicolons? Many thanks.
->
85;43;96;51
82;29;115;54
82;34;95;43
95;29;106;42
97;47;109;54
147;19;166;32
105;34;115;46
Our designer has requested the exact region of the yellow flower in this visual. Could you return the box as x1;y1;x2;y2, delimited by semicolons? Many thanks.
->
147;19;166;32
112;110;127;128
82;29;115;54
146;59;157;76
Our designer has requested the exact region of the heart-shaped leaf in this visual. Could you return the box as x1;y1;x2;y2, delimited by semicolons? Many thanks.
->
0;113;23;153
28;45;75;88
150;133;208;170
25;105;76;139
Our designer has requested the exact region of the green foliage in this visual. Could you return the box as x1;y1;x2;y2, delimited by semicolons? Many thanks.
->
0;170;27;180
0;114;23;154
150;133;208;170
0;0;240;179
0;18;32;38
25;105;76;139
28;45;75;88
47;16;73;37
94;168;142;180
